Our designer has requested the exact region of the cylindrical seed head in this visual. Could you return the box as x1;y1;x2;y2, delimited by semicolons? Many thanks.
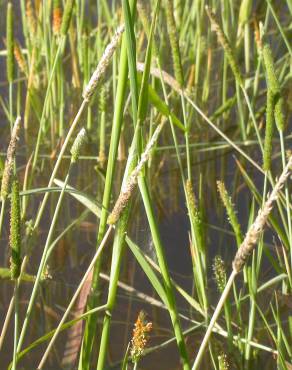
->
263;89;275;171
213;255;227;293
206;6;243;86
262;43;280;96
217;180;242;246
233;155;292;272
164;0;184;87
274;96;285;132
108;121;165;224
14;40;28;75
1;117;21;200
70;128;87;163
82;25;125;101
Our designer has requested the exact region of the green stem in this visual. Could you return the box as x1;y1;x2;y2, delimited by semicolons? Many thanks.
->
138;175;191;369
279;131;292;289
192;270;237;369
9;82;13;131
79;22;129;369
11;281;19;370
96;211;130;370
0;199;6;240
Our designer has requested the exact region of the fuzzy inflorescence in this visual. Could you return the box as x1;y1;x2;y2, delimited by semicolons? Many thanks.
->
218;352;230;370
262;43;285;133
82;25;125;102
70;128;87;163
213;256;227;293
262;44;280;96
185;179;203;250
14;40;27;75
164;0;184;87
130;311;152;363
1;117;21;200
108;120;165;224
206;6;243;86
26;0;37;37
233;155;292;272
53;0;62;35
217;180;242;246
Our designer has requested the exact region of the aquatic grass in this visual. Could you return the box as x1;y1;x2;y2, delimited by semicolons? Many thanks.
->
23;20;124;232
79;19;129;370
205;6;243;87
82;25;125;102
31;0;75;171
108;120;166;225
48;180;282;357
205;5;264;152
137;61;264;174
0;97;89;347
65;121;169;369
96;2;190;369
0;1;291;368
0;117;21;241
262;41;292;293
138;8;208;325
164;0;184;88
186;179;207;313
217;180;243;247
37;227;112;369
130;310;152;365
192;155;292;369
83;1;141;367
13;40;28;77
133;2;191;367
0;117;21;202
15;129;87;360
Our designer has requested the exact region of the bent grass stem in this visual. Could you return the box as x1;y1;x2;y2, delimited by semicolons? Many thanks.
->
37;225;113;369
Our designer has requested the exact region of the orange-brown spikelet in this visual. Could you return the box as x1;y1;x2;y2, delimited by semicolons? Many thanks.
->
53;0;62;35
253;19;262;52
14;40;27;75
130;311;152;363
26;0;37;35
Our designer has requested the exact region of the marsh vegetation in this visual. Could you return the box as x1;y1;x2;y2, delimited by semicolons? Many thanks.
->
0;0;292;369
